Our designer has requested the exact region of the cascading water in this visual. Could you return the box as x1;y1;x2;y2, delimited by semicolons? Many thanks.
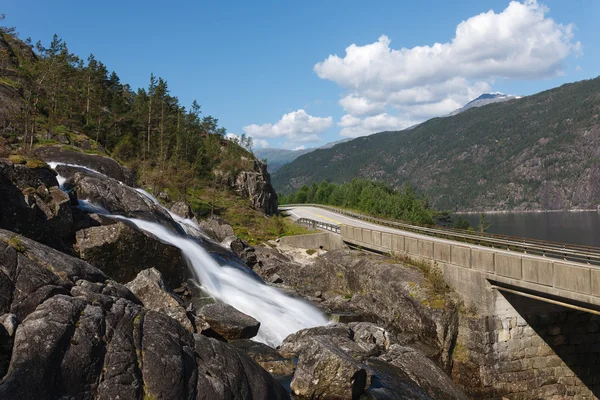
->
51;161;329;347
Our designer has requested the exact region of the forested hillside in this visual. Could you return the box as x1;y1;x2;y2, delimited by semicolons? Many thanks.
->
273;77;600;211
0;16;264;203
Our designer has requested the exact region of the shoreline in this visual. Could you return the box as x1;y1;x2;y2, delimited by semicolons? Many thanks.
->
456;208;600;215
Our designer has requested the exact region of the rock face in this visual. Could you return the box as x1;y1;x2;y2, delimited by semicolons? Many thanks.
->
126;268;194;332
0;159;73;250
76;221;189;287
35;146;136;186
198;217;235;242
170;201;194;219
199;302;261;340
72;172;182;233
0;229;288;399
234;159;277;216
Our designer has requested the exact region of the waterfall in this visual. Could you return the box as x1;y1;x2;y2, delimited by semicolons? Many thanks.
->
51;161;328;346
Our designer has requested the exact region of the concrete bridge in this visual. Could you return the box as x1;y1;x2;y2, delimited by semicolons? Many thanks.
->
282;205;600;399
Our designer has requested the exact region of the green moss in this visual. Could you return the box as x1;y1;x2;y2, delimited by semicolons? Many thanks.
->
428;298;446;309
8;154;26;164
7;236;25;253
452;341;469;363
343;292;353;299
25;159;48;169
306;249;317;255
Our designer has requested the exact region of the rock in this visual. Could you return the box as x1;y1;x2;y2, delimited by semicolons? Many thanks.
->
31;167;59;188
158;191;170;202
288;334;370;399
199;217;235;242
0;228;289;399
0;159;73;250
233;159;278;215
199;302;260;340
268;273;283;284
230;339;296;376
170;201;194;219
71;171;183;233
76;220;189;287
35;146;136;186
230;238;259;269
126;268;194;332
350;322;394;353
376;344;468;400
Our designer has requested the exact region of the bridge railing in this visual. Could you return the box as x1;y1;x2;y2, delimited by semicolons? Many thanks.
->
281;204;600;265
296;217;341;234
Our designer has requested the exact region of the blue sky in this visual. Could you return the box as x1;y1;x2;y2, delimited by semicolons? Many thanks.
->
3;0;599;149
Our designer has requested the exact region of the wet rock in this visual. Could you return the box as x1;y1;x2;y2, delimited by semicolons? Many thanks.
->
230;339;296;376
230;238;259;269
199;217;235;242
76;220;189;287
171;201;194;219
35;146;136;186
199;302;260;340
72;171;183;233
0;159;73;249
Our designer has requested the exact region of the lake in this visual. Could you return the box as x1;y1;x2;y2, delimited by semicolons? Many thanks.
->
462;211;600;248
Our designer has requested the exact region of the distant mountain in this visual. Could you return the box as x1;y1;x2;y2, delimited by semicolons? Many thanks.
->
449;92;521;116
273;77;600;212
255;139;351;172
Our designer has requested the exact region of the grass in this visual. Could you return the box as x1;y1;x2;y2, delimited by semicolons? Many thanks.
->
185;186;312;245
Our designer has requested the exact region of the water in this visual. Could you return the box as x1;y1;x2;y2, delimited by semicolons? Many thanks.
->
463;211;600;248
52;163;328;346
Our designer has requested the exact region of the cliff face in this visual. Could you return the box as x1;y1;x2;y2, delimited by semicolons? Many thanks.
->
234;159;278;216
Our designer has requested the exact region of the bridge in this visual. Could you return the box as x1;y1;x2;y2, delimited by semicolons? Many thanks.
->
281;204;600;399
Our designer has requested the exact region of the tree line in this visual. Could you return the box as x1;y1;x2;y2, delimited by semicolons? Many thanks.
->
0;15;254;198
278;179;437;225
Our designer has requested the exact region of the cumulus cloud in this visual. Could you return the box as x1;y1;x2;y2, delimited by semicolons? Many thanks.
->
315;0;582;137
225;132;270;150
338;113;419;138
243;109;333;143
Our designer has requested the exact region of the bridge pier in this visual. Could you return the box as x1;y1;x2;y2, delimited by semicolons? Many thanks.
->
453;290;600;399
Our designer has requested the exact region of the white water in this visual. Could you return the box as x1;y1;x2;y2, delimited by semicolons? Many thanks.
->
114;215;328;346
51;164;328;346
48;161;113;189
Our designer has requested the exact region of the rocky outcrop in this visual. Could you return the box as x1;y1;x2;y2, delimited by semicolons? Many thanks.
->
234;159;277;216
199;302;260;340
280;323;467;400
170;201;194;219
0;229;288;399
198;217;235;242
257;248;460;371
230;339;295;376
126;268;194;332
0;159;72;250
75;221;189;287
35;146;136;186
72;171;183;233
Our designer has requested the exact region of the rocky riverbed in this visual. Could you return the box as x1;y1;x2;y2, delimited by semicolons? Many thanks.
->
0;148;468;399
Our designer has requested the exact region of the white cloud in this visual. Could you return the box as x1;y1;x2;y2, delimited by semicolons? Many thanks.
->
576;65;583;72
293;145;306;151
338;113;418;138
315;0;581;137
243;109;333;143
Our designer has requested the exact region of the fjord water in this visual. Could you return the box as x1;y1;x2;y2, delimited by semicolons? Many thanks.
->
52;162;328;346
464;211;600;247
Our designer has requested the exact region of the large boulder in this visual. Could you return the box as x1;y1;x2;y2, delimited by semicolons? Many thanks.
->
0;229;289;399
72;172;183;233
230;339;296;376
126;268;194;332
35;146;136;186
199;302;260;340
0;159;73;250
233;159;277;216
75;221;189;287
170;201;194;219
198;217;235;242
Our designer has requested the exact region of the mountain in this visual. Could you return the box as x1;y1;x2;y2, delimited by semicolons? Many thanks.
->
273;77;600;212
255;139;351;172
449;92;521;116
